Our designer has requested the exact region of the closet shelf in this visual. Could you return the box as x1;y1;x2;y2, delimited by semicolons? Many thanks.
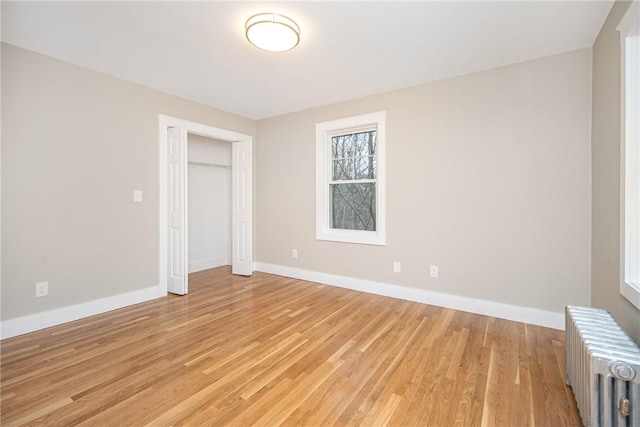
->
188;161;231;169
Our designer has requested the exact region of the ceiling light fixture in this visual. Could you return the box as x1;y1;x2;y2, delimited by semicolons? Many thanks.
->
245;13;300;52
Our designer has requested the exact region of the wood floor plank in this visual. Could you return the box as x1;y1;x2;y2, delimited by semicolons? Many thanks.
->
1;266;582;426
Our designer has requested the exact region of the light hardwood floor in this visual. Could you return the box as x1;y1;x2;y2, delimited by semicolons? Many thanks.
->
1;267;582;426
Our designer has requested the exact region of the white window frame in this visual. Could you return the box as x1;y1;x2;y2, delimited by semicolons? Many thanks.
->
315;111;386;245
617;0;640;309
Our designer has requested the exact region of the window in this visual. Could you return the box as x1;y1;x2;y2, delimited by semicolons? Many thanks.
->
617;0;640;309
316;111;386;245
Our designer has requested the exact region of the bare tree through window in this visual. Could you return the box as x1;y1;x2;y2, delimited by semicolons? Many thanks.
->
330;130;377;231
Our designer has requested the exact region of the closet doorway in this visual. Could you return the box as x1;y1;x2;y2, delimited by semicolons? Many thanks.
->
159;114;252;296
187;135;231;274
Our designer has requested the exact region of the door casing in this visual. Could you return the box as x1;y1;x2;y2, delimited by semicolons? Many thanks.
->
158;114;253;295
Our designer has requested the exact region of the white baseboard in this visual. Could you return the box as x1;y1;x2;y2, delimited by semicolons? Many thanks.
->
1;264;564;340
188;256;229;273
253;262;565;330
0;285;165;340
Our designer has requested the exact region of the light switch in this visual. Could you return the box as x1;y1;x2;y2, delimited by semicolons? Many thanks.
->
134;190;143;202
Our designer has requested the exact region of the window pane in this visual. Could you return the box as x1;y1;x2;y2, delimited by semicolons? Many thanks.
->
332;134;355;160
354;155;376;179
333;158;354;180
331;183;376;231
354;131;376;158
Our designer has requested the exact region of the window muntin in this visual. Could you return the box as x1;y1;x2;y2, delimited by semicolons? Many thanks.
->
316;112;386;245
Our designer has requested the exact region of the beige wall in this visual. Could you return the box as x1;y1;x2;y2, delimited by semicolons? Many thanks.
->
591;0;640;342
256;48;593;315
2;36;615;332
1;43;255;320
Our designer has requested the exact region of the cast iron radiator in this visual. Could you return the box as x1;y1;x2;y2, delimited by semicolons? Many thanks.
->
565;305;640;427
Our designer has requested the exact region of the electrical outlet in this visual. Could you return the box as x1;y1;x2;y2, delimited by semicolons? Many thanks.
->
292;249;298;259
35;281;49;297
430;265;439;278
393;261;401;273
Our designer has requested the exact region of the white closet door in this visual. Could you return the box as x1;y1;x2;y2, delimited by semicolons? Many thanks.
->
168;126;188;294
232;140;252;276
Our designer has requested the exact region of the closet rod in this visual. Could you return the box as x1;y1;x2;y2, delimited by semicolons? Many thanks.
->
188;161;231;169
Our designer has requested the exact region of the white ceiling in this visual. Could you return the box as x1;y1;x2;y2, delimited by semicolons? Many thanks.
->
2;1;613;120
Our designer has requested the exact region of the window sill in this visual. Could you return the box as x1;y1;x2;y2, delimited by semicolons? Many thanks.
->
316;229;386;246
621;280;640;310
